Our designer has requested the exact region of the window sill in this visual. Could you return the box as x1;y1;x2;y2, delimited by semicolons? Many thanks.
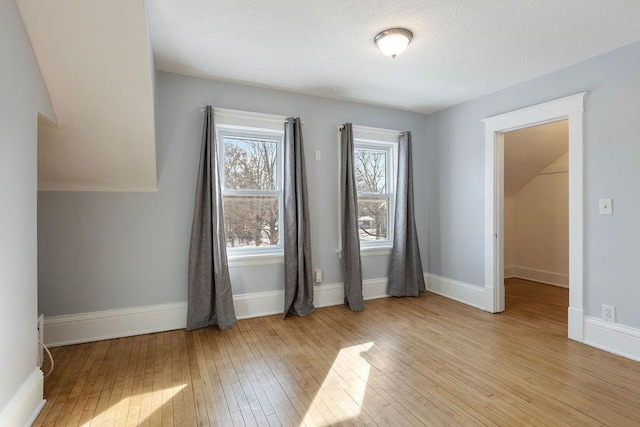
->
228;252;284;267
360;246;393;257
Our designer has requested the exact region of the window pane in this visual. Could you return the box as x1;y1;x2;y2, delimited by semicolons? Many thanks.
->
358;197;389;241
223;137;277;191
354;148;386;193
223;196;279;248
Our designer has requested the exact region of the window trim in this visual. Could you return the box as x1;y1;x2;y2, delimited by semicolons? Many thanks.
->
215;110;286;258
354;138;397;248
360;245;393;257
337;123;401;254
227;252;284;267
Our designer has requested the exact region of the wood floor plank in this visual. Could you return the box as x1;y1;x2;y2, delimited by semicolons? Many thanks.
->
124;334;150;427
74;340;113;426
38;343;94;426
192;330;222;426
35;279;640;426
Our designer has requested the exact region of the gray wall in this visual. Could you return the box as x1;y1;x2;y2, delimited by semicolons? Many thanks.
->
426;41;640;328
37;33;640;331
0;0;54;415
38;72;427;316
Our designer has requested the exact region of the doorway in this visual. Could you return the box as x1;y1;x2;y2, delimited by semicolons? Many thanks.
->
503;121;569;315
483;93;586;341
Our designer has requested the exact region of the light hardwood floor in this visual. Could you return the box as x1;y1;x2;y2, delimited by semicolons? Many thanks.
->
35;279;640;426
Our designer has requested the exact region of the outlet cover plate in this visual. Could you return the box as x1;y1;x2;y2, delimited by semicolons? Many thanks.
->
599;198;613;215
602;304;616;322
37;314;44;367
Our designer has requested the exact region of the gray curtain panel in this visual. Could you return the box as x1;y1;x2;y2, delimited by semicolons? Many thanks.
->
186;106;237;331
388;131;426;296
340;123;365;311
283;117;316;317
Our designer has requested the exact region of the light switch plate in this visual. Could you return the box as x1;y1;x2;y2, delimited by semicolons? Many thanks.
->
599;198;613;215
314;150;321;161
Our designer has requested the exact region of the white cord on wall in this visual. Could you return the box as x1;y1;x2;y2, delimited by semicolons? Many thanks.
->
39;340;54;378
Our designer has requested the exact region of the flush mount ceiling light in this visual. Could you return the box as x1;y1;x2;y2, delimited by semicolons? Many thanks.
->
374;28;413;58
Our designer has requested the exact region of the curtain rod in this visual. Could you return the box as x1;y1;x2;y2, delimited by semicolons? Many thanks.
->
337;122;403;135
199;106;303;124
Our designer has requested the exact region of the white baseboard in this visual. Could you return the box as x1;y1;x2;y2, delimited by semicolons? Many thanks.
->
425;273;486;310
314;278;389;307
424;274;639;363
313;283;345;308
504;266;517;278
0;368;45;427
568;307;584;342
42;277;640;364
45;279;390;347
508;266;568;288
234;290;283;319
363;278;390;300
45;302;188;347
583;316;640;362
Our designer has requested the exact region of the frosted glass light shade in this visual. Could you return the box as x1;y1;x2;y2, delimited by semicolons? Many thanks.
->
374;28;413;58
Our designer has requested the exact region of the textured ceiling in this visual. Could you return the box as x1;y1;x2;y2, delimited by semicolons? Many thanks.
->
17;0;640;191
504;121;568;197
18;0;157;191
149;0;640;114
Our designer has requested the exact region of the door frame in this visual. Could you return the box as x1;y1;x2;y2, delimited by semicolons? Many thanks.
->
483;92;586;341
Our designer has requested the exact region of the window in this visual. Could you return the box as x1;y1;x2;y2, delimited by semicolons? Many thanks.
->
351;126;398;248
215;109;286;256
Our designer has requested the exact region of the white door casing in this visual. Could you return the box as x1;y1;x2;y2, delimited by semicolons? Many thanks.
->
483;92;586;341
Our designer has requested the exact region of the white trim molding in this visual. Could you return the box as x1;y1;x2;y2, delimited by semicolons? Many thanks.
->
504;266;517;278
507;267;569;288
234;290;283;319
44;291;285;347
213;107;288;131
362;278;390;300
425;273;486;310
360;246;393;257
45;302;188;347
44;279;391;347
483;92;586;341
41;275;640;363
0;368;45;427
568;307;585;342
228;252;284;267
423;273;640;363
583;317;640;362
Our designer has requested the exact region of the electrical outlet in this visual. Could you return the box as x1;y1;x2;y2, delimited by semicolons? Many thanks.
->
37;314;44;367
314;269;323;283
599;198;613;215
602;305;616;322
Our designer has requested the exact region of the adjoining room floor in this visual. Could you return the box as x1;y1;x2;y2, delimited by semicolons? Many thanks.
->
36;282;640;426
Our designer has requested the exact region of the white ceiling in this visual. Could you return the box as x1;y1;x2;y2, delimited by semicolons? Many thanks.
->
149;0;640;114
17;0;640;191
18;0;157;191
504;121;568;197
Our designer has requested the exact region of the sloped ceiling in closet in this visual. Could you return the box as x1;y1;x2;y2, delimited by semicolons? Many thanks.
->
504;120;568;197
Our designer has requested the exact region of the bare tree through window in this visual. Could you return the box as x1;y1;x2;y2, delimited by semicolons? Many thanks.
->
354;147;391;241
222;137;280;248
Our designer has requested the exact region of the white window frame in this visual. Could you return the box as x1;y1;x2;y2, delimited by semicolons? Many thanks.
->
354;140;396;249
338;124;400;256
214;108;287;264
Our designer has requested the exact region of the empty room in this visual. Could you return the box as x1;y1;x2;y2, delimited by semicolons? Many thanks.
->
2;0;640;425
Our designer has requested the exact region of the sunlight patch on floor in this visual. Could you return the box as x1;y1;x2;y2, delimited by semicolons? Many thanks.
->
302;342;374;425
80;383;186;426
